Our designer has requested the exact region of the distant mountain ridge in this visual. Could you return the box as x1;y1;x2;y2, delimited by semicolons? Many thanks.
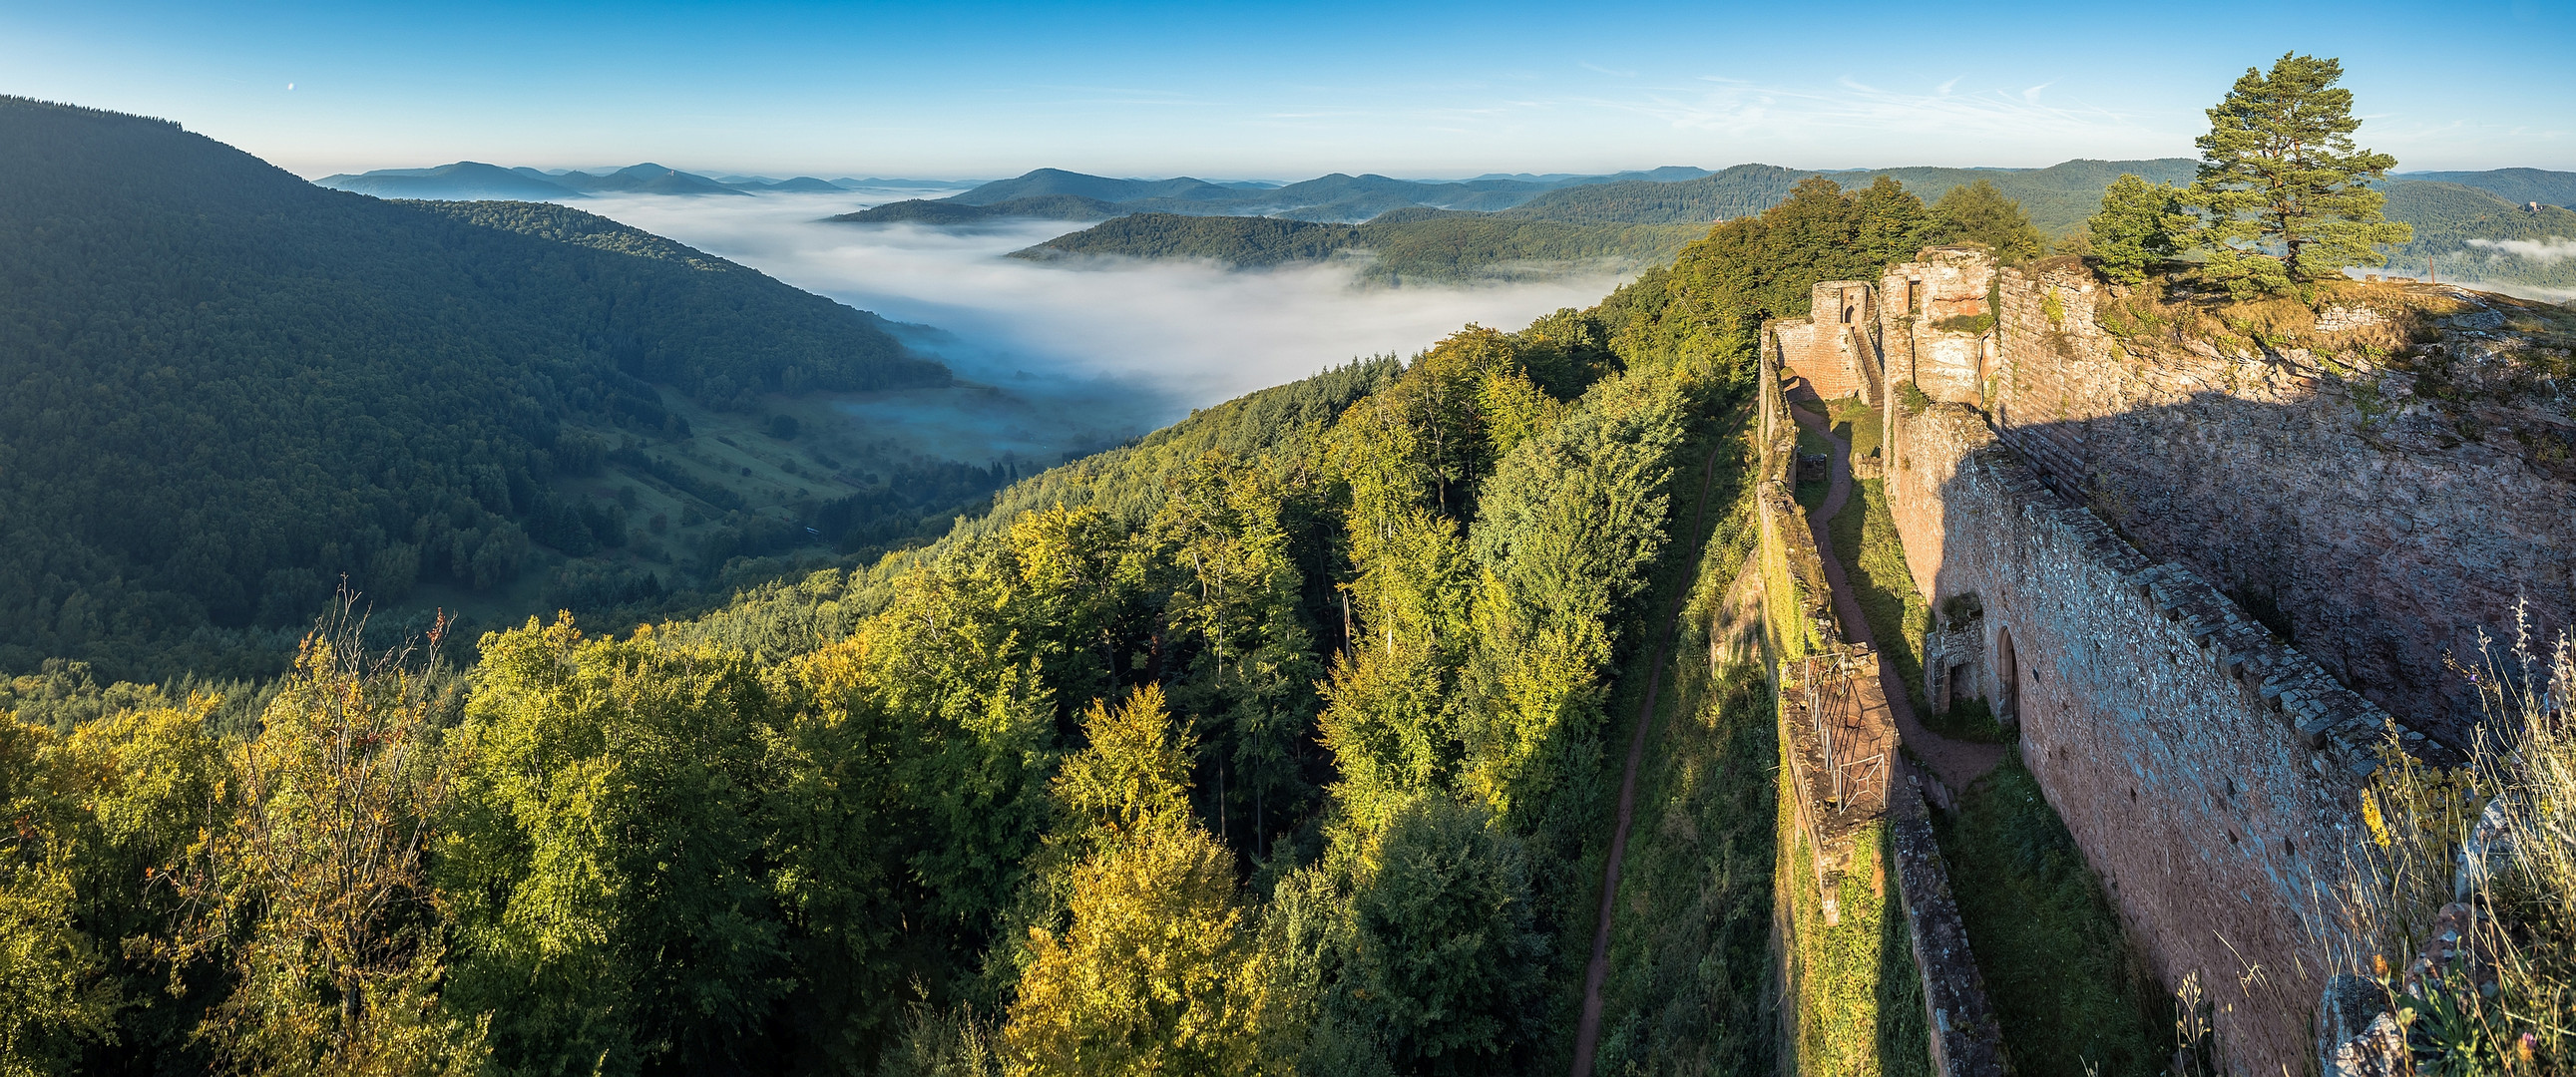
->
2396;168;2576;209
926;166;1728;221
899;160;2204;230
314;164;983;201
982;159;2576;296
1010;209;1705;283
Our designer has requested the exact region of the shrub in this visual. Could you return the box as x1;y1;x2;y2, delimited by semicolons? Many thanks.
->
2329;606;2575;1072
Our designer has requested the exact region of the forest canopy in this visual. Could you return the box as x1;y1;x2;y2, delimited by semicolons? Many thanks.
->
0;137;1963;1074
0;97;948;680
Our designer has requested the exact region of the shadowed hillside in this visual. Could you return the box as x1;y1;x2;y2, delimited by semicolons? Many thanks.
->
0;97;948;678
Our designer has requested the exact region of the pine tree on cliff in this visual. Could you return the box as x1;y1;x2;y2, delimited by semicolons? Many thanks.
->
2182;53;2411;295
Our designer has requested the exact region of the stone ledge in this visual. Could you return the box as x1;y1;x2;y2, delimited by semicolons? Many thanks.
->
1892;780;2007;1077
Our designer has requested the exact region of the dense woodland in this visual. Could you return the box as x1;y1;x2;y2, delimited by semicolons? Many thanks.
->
1013;178;2029;285
0;103;1993;1075
0;98;964;683
2378;180;2576;289
6;66;2566;1075
1009;211;1706;282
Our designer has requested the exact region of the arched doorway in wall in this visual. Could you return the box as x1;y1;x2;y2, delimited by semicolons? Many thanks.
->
1992;625;2018;725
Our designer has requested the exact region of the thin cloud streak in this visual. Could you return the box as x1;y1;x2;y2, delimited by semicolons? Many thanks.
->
2468;235;2576;263
1612;76;2170;150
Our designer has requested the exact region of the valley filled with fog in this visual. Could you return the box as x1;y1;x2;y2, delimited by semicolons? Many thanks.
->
573;191;1633;434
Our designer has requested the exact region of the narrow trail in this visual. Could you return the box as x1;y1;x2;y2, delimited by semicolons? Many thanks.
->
1784;397;2003;796
1567;433;1725;1077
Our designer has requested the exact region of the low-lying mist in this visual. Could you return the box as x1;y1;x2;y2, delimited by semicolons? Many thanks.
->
574;192;1637;455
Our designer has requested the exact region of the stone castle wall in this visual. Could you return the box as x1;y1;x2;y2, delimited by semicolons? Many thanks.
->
1762;244;2564;1073
1768;279;1882;401
1791;243;2572;1076
1886;400;2418;1075
1879;247;1996;406
1982;260;2575;743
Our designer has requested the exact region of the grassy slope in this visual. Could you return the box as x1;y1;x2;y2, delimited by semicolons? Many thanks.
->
1932;753;2171;1076
1537;399;1739;1071
1587;416;1778;1075
1782;810;1931;1077
1828;478;1928;718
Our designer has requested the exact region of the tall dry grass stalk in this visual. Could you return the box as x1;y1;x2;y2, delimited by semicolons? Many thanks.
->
2325;603;2573;1074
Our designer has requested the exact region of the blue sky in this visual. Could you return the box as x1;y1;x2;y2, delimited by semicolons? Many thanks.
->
4;0;2569;179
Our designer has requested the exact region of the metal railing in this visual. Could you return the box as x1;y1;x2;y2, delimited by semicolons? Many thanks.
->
1802;647;1888;808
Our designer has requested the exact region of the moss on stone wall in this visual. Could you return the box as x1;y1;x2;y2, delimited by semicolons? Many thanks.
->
1777;777;1931;1077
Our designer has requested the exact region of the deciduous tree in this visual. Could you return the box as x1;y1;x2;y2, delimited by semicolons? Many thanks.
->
2085;174;2189;285
1932;180;2046;262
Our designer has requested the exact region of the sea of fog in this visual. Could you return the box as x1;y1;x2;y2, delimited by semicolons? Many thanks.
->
573;191;1635;452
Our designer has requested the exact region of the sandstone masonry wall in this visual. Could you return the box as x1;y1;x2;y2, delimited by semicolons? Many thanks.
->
1767;279;1880;401
1879;247;1995;405
1886;400;2422;1076
1757;357;2000;1077
1984;261;2576;742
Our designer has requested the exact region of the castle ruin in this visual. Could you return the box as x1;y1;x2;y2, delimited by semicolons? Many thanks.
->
1760;246;2574;1075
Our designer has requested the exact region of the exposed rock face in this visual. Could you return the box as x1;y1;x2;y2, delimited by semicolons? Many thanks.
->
1982;260;2574;744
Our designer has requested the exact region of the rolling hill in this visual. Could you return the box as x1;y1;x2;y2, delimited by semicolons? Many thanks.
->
832;193;1123;224
1498;164;1815;224
314;163;938;200
942;167;1243;205
2399;168;2576;209
0;96;954;678
314;161;587;200
1012;209;1704;282
514;163;747;195
2378;180;2576;292
985;158;2576;293
1822;158;2201;234
927;166;1726;222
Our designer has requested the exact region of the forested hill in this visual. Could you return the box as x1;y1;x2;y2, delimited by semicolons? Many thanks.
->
0;97;947;680
1501;159;2200;233
1012;210;1705;282
0;167;2001;1077
2379;180;2576;291
1497;164;1815;225
2398;167;2576;209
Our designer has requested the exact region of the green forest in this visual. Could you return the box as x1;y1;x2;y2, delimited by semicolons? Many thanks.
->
961;156;2576;295
2378;180;2576;290
0;98;1015;685
1010;178;2033;285
1008;211;1706;282
0;94;1993;1074
10;60;2569;1074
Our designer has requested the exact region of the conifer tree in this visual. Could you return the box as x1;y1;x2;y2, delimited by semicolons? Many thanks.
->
2084;175;2188;285
2182;53;2411;294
